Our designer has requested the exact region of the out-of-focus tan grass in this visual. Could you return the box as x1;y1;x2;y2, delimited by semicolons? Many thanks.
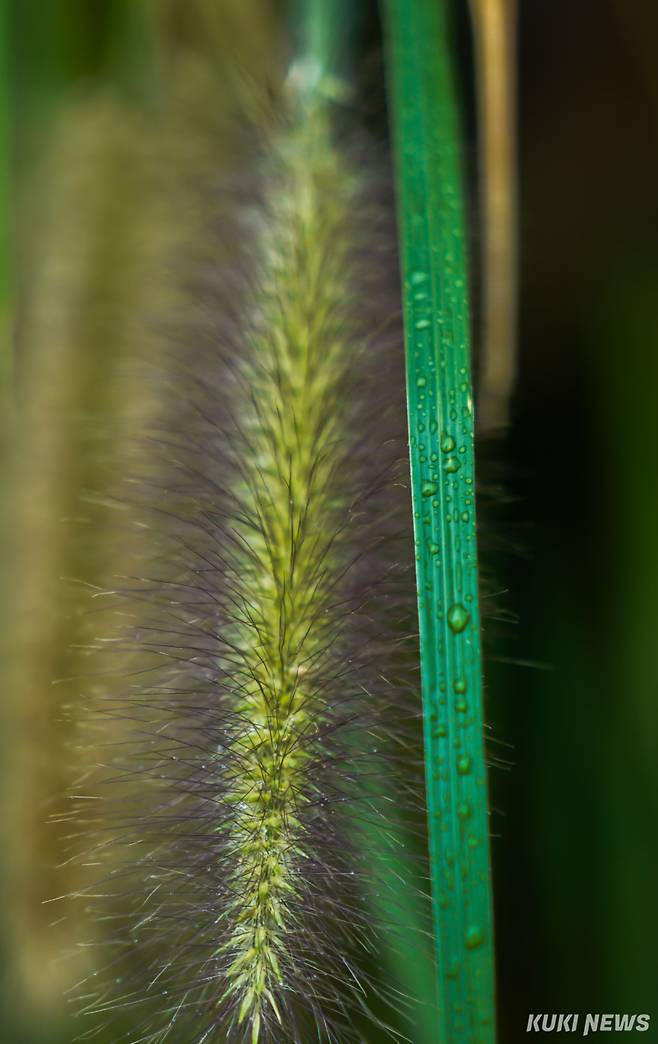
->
1;4;282;1037
4;92;170;1026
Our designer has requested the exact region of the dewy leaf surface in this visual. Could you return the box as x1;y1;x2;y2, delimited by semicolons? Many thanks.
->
383;0;497;1039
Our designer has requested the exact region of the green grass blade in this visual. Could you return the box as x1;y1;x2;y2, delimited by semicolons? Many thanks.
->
383;0;497;1039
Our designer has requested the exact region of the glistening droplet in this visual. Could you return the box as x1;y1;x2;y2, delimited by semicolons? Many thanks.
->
465;924;485;949
447;604;470;633
410;270;428;285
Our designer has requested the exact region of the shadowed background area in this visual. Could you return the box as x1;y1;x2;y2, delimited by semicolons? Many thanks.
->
2;1;658;1042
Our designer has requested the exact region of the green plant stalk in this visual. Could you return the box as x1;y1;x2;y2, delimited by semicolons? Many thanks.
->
295;0;355;91
383;0;497;1039
220;103;361;1044
216;16;360;1039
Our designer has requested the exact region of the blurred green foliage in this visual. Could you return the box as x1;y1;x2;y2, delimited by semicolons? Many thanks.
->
488;3;658;1038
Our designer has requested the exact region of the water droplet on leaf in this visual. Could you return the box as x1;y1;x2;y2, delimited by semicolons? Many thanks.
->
448;604;470;633
410;270;428;285
465;924;485;949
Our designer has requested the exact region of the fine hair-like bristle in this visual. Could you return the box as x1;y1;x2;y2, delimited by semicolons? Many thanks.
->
69;88;428;1043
